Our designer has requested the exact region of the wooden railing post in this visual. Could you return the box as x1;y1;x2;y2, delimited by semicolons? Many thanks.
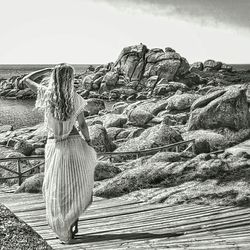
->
17;159;22;186
191;141;195;154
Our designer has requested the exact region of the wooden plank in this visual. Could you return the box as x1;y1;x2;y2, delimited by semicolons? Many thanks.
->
1;191;250;249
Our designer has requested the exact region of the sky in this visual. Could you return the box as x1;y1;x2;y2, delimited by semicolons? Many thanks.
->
0;0;249;64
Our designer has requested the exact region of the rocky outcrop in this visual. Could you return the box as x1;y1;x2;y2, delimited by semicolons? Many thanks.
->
188;86;250;131
127;107;154;127
94;152;250;205
75;44;190;100
204;60;222;71
143;47;189;81
89;124;116;152
115;120;183;153
190;89;226;111
114;44;148;82
166;93;201;111
190;62;204;71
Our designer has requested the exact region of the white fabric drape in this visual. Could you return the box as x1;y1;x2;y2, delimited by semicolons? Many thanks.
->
43;135;97;242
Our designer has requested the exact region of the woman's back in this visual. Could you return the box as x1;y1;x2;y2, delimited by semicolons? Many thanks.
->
37;85;87;140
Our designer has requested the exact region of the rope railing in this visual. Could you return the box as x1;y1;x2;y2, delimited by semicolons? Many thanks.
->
0;139;195;185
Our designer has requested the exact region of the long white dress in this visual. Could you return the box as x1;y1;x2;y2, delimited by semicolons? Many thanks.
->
36;86;97;242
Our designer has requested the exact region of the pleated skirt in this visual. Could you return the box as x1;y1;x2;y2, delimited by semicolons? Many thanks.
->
42;135;97;242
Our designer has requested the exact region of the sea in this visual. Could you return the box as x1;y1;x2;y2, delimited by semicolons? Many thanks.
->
0;64;250;129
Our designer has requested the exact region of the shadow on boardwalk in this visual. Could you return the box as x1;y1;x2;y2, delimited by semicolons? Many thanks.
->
71;231;185;244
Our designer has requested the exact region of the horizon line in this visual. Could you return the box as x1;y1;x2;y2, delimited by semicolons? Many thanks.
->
0;62;250;65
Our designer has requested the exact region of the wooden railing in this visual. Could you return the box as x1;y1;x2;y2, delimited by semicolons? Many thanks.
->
0;139;195;185
97;139;196;161
0;156;45;186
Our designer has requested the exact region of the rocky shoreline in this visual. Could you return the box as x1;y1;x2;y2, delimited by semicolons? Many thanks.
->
0;44;250;207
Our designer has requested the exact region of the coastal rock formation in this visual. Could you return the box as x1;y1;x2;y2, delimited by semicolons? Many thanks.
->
114;44;148;82
143;47;189;81
76;44;190;97
190;62;204;71
204;60;222;71
94;152;250;206
188;86;250;130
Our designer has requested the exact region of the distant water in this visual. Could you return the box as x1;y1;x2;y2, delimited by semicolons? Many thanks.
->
0;64;99;79
231;64;250;71
0;98;44;129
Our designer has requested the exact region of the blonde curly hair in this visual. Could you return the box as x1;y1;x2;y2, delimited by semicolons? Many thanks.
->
46;63;75;121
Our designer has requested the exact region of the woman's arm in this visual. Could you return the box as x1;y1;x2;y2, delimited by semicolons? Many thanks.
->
22;68;53;93
77;112;92;145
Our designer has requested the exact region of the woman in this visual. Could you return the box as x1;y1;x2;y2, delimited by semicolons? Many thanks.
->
22;63;97;244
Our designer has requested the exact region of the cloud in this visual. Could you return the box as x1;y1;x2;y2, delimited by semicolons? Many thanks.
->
95;0;250;30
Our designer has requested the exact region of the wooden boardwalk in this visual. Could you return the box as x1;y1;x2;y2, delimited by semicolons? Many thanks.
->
1;191;250;249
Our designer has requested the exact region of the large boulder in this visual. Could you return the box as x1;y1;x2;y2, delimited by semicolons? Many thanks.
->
113;44;189;85
82;74;94;90
167;93;201;111
15;173;44;193
114;44;148;82
101;70;119;89
85;98;105;115
123;99;169;117
88;114;127;128
89;124;116;152
14;140;34;156
94;161;122;181
144;47;189;81
94;153;250;201
0;125;13;133
127;107;154;127
145;75;159;91
106;127;124;140
190;62;204;71
115;120;183;153
191;89;226;111
102;114;127;128
203;60;222;71
188;87;250;130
